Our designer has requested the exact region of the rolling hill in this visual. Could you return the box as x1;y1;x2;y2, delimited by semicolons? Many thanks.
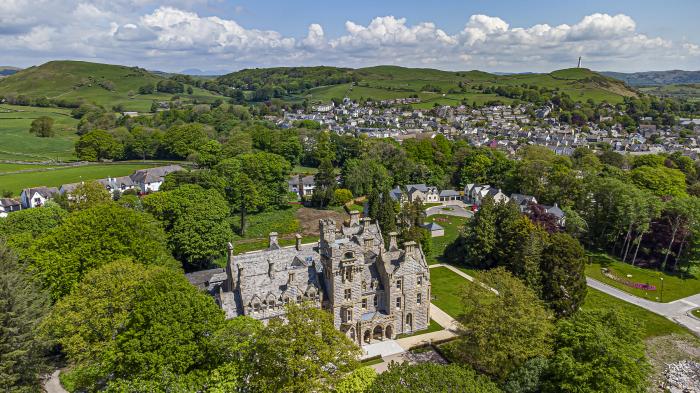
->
602;70;700;86
216;65;637;105
0;61;221;112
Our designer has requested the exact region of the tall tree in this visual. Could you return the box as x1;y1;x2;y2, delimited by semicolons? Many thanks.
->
540;232;587;317
543;310;650;393
455;268;554;380
67;181;112;211
368;363;501;393
29;204;177;300
252;304;361;392
29;116;54;137
312;157;336;208
0;241;51;392
43;260;226;391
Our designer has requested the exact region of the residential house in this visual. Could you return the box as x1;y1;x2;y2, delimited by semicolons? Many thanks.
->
288;175;316;198
405;184;439;203
464;184;509;206
129;165;183;193
0;198;21;217
20;187;59;209
423;222;444;237
510;193;538;213
542;203;566;226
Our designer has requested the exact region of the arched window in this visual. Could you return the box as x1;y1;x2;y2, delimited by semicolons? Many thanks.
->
344;251;354;259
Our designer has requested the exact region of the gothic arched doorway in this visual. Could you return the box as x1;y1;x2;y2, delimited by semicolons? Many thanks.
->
372;325;383;341
348;327;356;342
363;329;371;344
385;324;393;339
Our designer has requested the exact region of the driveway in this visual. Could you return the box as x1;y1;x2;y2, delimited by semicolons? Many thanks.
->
587;277;700;335
425;204;473;218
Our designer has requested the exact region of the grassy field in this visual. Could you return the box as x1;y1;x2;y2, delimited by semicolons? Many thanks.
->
586;253;700;302
0;61;221;112
395;319;444;339
639;84;700;101
583;288;694;339
424;214;467;265
430;266;470;319
0;163;58;174
693;309;700;318
0;104;79;161
0;163;156;195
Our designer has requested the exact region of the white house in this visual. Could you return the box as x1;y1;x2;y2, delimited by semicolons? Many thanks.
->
288;175;316;198
405;184;439;203
129;165;183;193
0;198;21;218
20;187;59;209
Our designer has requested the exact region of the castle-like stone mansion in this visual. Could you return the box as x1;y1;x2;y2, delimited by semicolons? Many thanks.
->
187;211;431;345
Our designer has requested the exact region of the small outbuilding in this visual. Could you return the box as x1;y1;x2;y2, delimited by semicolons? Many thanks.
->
423;222;444;237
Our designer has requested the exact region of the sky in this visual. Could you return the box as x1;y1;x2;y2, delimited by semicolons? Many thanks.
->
1;0;699;74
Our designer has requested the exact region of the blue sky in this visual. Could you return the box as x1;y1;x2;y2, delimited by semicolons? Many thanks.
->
1;0;698;73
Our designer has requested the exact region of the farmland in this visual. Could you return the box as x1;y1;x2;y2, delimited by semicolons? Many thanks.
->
0;163;158;195
0;104;79;161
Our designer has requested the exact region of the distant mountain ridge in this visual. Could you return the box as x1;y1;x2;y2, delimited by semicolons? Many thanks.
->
0;66;21;77
602;70;700;86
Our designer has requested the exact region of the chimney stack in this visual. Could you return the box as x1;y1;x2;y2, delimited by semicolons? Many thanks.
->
225;242;234;291
388;232;398;251
404;241;416;254
349;210;360;226
362;217;371;232
269;232;279;250
268;259;275;278
295;233;302;251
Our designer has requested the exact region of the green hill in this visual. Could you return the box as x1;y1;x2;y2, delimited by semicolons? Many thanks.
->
217;65;637;105
0;61;220;112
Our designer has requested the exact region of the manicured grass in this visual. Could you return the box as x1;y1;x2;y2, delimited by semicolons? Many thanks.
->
0;104;79;161
692;309;700;319
395;319;443;339
583;288;694;339
346;203;365;213
586;253;700;302
430;266;470;319
424;214;466;265
360;357;384;366
0;163;157;194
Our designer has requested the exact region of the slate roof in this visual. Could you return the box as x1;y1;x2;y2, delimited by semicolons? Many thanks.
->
423;222;444;231
439;189;460;197
510;193;537;206
21;186;58;198
0;198;20;208
130;165;183;184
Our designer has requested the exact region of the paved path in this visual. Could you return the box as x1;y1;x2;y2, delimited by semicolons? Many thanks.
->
587;277;700;335
426;205;473;218
44;370;68;393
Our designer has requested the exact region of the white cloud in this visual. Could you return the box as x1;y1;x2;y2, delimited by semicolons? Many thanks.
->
0;3;697;73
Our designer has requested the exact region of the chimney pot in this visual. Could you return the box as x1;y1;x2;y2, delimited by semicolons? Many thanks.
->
295;233;302;251
403;241;416;254
388;232;398;250
269;232;279;250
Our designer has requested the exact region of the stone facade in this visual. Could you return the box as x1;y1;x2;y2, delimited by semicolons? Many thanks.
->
188;212;431;346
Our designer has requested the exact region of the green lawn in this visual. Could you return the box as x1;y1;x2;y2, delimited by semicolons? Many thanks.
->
291;165;318;175
586;253;700;302
0;104;79;161
583;288;695;339
231;205;302;241
395;319;444;339
0;163;156;194
430;266;470;318
692;309;700;318
425;214;466;265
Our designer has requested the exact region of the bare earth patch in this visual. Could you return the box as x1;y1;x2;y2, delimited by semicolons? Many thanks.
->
295;206;347;236
645;334;700;392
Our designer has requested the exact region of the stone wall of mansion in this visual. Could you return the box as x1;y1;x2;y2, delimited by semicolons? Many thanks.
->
186;212;432;346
